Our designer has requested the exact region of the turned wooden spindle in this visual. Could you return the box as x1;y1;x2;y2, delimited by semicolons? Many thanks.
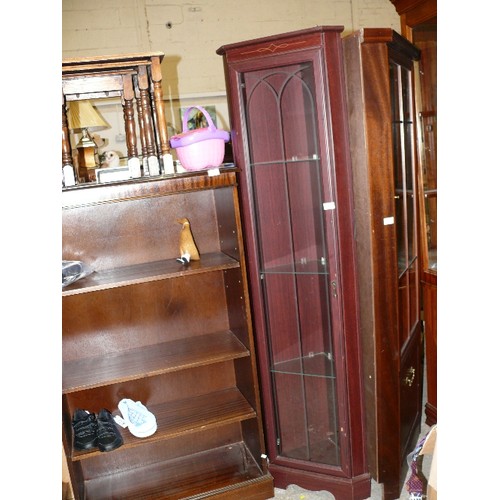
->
135;82;148;164
150;55;170;155
137;65;156;158
122;73;138;160
62;95;73;167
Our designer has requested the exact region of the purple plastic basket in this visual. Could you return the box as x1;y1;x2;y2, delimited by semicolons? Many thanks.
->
170;106;230;171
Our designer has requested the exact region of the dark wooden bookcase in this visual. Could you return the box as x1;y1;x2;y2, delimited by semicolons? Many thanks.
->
342;28;423;499
217;26;370;500
62;169;274;499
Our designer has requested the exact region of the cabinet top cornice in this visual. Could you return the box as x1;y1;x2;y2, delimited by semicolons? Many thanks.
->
216;25;344;55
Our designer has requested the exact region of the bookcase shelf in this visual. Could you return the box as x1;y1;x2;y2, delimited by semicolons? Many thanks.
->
82;441;268;500
63;330;250;393
62;168;273;499
62;252;239;296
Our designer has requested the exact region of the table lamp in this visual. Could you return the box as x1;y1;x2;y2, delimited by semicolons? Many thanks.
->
67;100;109;181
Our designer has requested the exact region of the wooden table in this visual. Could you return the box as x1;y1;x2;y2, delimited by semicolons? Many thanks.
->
62;52;170;181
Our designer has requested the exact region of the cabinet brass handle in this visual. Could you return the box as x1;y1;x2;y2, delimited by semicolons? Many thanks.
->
404;366;416;387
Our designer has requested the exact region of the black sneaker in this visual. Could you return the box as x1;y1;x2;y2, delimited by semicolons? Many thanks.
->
72;409;98;451
96;408;124;452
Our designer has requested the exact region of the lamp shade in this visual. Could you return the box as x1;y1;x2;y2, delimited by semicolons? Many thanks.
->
67;100;109;132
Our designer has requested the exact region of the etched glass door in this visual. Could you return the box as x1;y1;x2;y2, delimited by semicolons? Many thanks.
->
241;62;341;466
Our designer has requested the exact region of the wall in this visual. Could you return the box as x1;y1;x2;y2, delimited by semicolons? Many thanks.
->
62;0;399;160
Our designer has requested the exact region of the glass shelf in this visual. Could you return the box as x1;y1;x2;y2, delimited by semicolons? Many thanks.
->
261;259;328;275
271;352;336;379
249;156;321;167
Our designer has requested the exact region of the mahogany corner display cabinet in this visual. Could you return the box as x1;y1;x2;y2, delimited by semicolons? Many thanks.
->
217;26;370;500
342;29;423;499
62;167;274;498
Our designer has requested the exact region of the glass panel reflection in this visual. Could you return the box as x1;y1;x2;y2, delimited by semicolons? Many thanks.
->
398;272;409;347
407;187;415;262
424;193;437;269
390;63;401;123
242;62;341;466
264;273;339;464
401;67;412;123
395;193;406;274
409;261;419;335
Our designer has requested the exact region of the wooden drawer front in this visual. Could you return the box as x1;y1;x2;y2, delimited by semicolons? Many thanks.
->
399;330;422;460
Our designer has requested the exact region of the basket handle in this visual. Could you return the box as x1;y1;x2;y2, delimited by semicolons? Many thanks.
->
182;106;216;133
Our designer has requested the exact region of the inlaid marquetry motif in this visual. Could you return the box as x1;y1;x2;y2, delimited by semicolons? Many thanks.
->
241;40;307;55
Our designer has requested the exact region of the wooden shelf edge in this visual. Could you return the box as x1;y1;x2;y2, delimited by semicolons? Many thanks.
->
62;167;238;210
62;252;239;296
71;392;257;462
82;441;270;499
63;330;249;393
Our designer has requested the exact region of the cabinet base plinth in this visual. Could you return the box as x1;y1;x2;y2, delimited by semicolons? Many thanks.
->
270;464;371;500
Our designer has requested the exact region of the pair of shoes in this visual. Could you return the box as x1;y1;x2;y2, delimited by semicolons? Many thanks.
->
72;408;123;452
115;399;157;438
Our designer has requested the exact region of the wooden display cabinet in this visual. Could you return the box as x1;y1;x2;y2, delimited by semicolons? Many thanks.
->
217;26;370;500
413;15;437;428
62;169;274;499
391;0;438;429
342;28;423;499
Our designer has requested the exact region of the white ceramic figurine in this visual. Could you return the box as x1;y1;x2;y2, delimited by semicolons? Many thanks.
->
100;150;120;168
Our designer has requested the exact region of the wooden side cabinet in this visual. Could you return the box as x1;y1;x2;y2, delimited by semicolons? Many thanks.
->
62;169;274;499
342;28;423;499
217;26;370;500
391;0;438;430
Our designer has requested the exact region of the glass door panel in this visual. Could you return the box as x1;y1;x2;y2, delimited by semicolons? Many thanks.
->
251;160;325;273
406;187;415;263
416;29;437;272
395;194;406;274
391;60;419;348
404;121;414;190
403;67;417;265
401;66;412;122
266;273;339;465
398;273;409;347
409;261;419;335
241;61;340;466
424;191;437;268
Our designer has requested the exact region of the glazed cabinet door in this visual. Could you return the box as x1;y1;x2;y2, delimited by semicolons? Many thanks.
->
389;52;422;461
242;60;341;467
218;27;369;500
